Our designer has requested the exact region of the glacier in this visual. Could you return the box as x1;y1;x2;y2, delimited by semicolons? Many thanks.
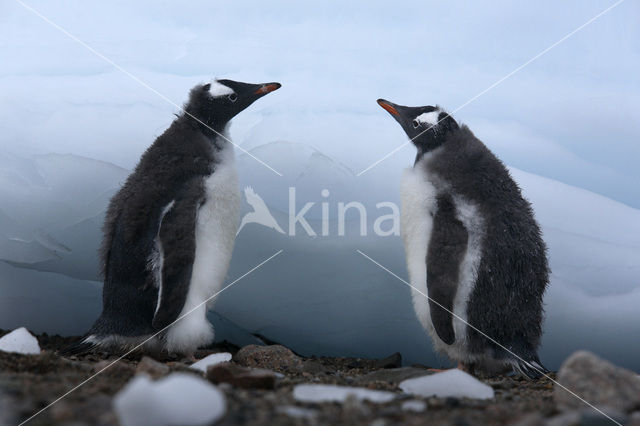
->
0;142;639;371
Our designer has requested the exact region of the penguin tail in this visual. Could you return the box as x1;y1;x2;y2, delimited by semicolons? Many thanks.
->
511;356;549;380
58;335;98;357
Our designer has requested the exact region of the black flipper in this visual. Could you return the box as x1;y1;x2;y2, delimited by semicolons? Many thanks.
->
151;178;204;330
426;194;469;345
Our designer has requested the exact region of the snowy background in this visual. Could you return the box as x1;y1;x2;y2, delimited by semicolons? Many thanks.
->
1;0;639;371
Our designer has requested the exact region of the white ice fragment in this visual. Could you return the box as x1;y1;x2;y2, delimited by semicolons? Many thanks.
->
401;399;427;412
113;373;226;426
0;327;40;355
189;352;233;373
276;405;317;419
293;384;396;404
399;369;494;400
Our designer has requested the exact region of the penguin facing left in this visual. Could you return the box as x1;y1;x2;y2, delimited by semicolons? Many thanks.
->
63;79;281;357
377;99;549;379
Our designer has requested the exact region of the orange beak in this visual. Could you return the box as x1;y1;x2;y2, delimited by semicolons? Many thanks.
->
377;99;399;116
254;83;282;95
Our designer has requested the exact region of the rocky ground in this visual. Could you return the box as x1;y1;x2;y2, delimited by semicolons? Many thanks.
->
0;330;638;426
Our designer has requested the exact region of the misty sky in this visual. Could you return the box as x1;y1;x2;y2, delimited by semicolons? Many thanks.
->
1;0;638;207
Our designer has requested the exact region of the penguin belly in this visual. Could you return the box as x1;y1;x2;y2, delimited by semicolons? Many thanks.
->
165;146;240;354
400;167;440;344
401;165;484;365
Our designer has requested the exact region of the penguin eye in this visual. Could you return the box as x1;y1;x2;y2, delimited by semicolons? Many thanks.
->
228;93;238;102
412;119;420;129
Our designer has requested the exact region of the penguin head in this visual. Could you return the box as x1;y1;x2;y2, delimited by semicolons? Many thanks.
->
377;99;459;153
186;79;281;132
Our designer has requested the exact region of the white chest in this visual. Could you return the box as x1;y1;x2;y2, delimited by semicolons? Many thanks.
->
164;143;241;354
400;165;438;336
400;162;485;363
195;153;241;252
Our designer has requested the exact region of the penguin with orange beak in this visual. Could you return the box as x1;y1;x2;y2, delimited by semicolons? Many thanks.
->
64;79;281;358
377;99;549;378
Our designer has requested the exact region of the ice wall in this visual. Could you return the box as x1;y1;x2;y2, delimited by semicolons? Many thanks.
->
1;143;638;370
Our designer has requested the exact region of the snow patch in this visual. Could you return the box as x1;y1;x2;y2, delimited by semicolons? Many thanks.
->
293;384;396;404
399;370;494;399
189;352;233;373
113;373;226;426
0;327;40;355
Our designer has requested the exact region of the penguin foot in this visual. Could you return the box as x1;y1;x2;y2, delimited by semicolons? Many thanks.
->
512;358;549;380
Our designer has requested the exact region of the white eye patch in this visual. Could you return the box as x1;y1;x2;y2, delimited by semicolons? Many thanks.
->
208;80;235;97
415;110;440;126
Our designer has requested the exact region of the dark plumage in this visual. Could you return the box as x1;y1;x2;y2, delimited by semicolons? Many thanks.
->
378;99;549;379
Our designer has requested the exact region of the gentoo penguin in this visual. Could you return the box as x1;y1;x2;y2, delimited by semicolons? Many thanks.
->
377;99;549;378
63;79;281;357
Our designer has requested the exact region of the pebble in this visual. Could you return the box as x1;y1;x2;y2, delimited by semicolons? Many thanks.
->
206;362;277;389
374;352;402;369
136;356;169;378
355;367;431;385
555;350;640;413
234;344;303;372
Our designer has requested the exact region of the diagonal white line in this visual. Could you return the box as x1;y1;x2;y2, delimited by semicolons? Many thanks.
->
14;0;283;177
357;0;626;176
356;249;622;426
18;249;284;426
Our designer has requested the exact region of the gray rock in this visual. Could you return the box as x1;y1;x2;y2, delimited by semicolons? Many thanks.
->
374;352;402;369
136;356;169;378
545;411;581;426
578;410;627;426
555;351;640;413
545;410;627;426
234;344;303;372
513;412;545;426
206;361;277;389
0;389;16;426
301;360;327;374
355;367;431;385
92;359;135;379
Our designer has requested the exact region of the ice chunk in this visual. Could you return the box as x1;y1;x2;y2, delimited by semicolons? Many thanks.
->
33;229;71;253
113;373;226;426
276;405;317;419
401;400;427;412
399;370;494;399
0;327;40;355
189;352;233;373
293;384;395;404
0;235;60;264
